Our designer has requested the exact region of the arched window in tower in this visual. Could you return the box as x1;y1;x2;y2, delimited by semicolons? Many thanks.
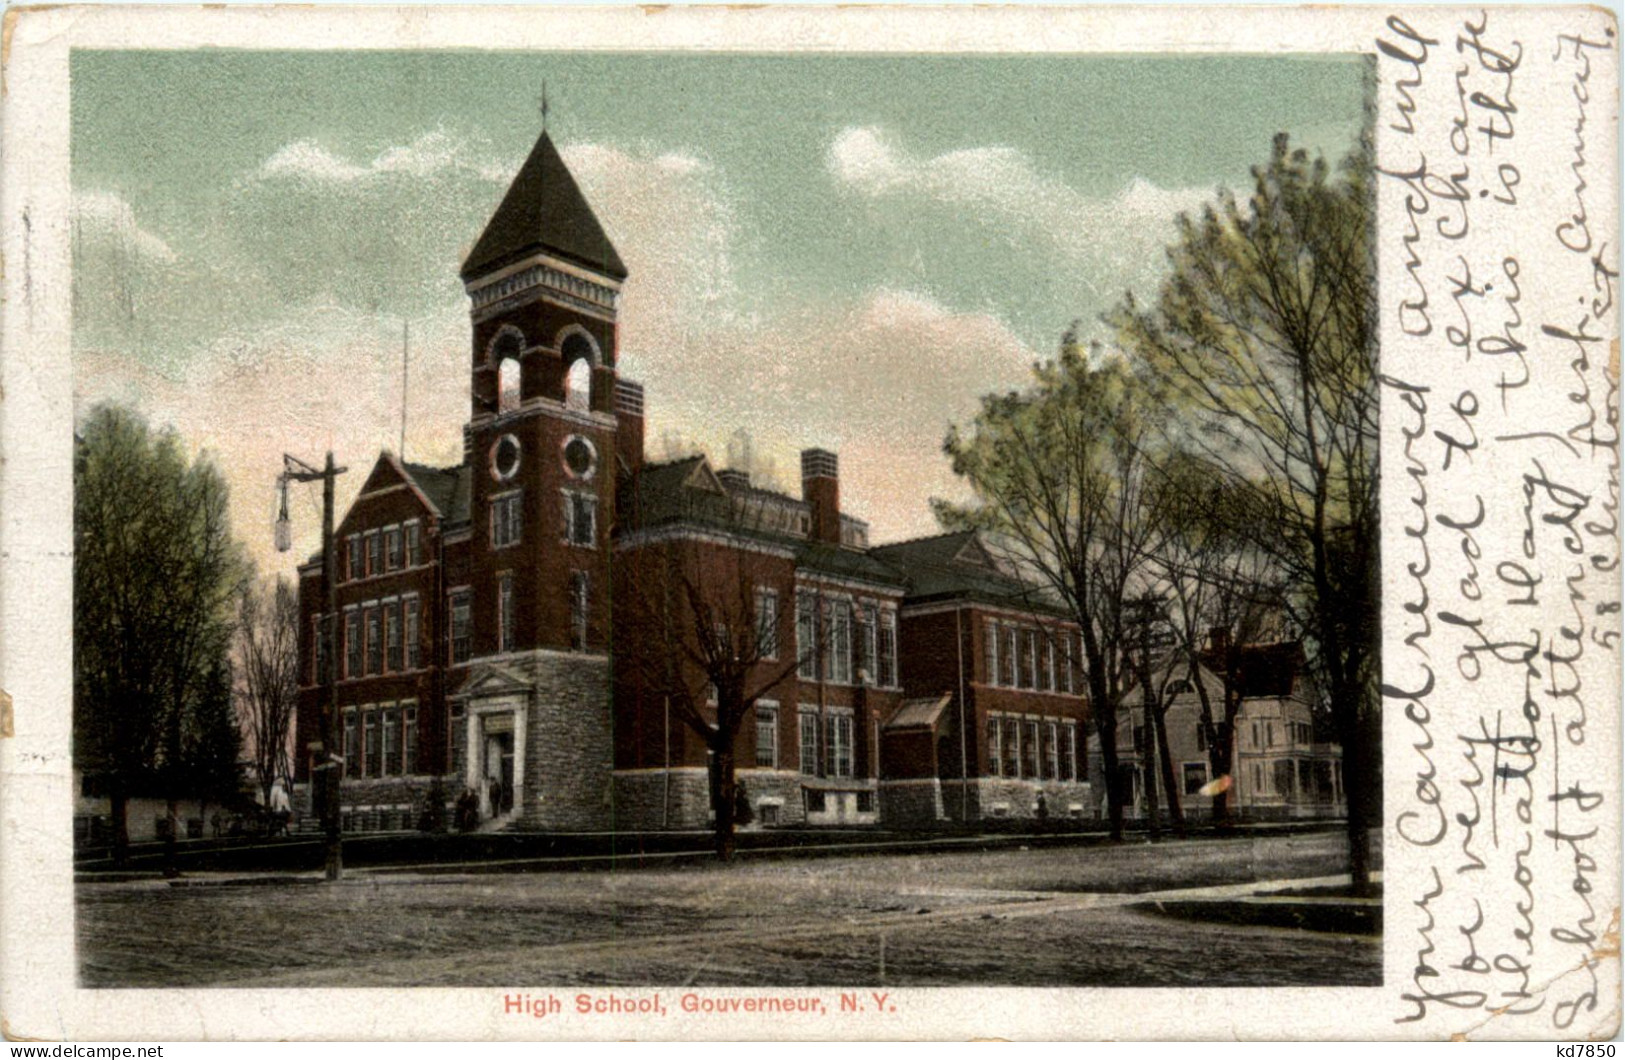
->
560;333;596;412
498;357;522;414
489;330;524;414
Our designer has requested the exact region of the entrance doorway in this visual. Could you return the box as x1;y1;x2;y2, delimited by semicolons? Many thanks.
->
480;722;516;819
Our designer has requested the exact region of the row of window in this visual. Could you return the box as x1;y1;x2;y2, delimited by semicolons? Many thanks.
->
489;488;596;550
345;522;421;582
984;620;1077;694
748;703;857;779
795;594;899;688
1249;719;1312;750
334;597;422;680
986;714;1081;782
447;570;591;663
342;702;419;778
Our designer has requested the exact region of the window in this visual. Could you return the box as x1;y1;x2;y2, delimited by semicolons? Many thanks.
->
364;709;380;777
395;703;414;775
1184;762;1208;796
827;712;854;778
1063;722;1078;781
1274;759;1295;798
1004;717;1020;778
366;532;382;576
1133;725;1146;754
878;610;897;688
1024;720;1040;778
1252;722;1260;749
449;703;466;778
345;610;362;678
570;571;590;651
755;588;778;660
385;527;403;571
343;710;358;778
347;536;363;580
1020;629;1037;689
829;601;853;684
564;491;596;547
1046;721;1061;780
984;620;999;685
1062;635;1074;693
1043;637;1056;692
365;607;383;675
404;597;421;669
1267;722;1275;748
386;604;402;672
382;707;400;777
498;573;516;654
987;717;1003;776
564;357;592;412
799;709;819;775
498;356;521;413
1002;626;1018;687
858;603;878;685
797;594;818;679
450;590;472;664
755;703;778;768
404;522;420;567
491;491;522;549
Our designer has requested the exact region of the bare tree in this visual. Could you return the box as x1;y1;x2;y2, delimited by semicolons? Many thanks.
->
237;575;300;808
938;346;1162;841
1110;134;1378;890
616;535;802;861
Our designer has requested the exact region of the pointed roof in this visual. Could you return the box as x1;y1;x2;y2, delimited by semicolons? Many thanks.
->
461;131;628;282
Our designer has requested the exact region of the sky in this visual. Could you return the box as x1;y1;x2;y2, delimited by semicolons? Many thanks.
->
71;50;1369;578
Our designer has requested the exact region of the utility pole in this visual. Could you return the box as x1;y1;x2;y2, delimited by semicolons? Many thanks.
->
277;451;348;880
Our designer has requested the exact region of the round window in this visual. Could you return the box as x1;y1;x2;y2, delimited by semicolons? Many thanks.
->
491;434;522;481
562;435;597;479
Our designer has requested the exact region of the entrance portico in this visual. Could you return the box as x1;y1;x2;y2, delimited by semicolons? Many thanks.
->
460;663;532;827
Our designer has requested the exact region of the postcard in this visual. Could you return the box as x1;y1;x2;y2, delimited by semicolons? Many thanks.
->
0;3;1617;1042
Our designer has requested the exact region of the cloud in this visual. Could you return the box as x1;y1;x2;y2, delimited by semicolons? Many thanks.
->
256;129;512;185
827;125;1212;290
72;190;177;263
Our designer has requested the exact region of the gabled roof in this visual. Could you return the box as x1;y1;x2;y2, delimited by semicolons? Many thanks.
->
621;455;730;527
872;530;1066;616
461;130;628;282
401;460;471;526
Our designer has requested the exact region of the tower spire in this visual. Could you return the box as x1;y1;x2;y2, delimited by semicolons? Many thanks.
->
540;81;549;134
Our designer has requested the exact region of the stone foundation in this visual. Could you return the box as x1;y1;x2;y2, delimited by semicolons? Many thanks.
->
944;777;1095;822
613;768;817;830
611;768;711;831
879;778;947;827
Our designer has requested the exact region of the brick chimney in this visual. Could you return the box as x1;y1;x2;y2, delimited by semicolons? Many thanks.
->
801;448;840;544
614;379;645;474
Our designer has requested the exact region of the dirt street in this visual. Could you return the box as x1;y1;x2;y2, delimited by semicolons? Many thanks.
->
77;830;1380;988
